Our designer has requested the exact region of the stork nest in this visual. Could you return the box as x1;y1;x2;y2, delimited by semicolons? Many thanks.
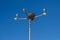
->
27;13;35;20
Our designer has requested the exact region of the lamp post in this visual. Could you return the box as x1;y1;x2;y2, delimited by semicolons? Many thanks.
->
14;8;46;40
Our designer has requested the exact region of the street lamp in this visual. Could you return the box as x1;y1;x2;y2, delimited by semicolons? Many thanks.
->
14;8;46;40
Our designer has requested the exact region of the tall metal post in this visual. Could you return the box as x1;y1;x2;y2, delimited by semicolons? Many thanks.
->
28;20;31;40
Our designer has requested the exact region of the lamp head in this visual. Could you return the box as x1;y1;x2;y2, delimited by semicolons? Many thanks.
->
42;12;46;16
23;8;27;13
43;8;46;12
14;17;18;20
16;13;18;17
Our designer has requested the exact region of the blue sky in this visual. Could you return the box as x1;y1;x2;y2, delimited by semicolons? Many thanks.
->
0;0;60;40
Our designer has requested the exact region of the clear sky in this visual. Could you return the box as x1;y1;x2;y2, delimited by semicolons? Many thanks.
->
0;0;60;40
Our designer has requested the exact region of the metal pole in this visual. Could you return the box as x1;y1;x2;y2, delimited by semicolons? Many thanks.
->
28;20;31;40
